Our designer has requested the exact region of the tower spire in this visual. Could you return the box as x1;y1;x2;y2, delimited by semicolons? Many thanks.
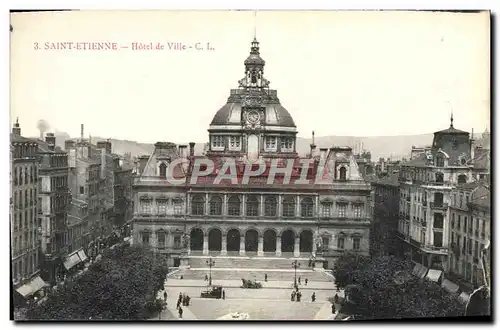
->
450;111;454;128
253;10;257;40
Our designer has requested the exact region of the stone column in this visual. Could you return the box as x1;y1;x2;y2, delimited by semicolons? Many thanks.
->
296;194;300;218
203;234;209;255
205;193;209;216
241;195;246;217
260;195;264;217
223;194;228;216
294;237;300;257
187;193;191;215
276;235;282;256
258;234;264;256
239;235;246;256
278;195;283;217
221;233;227;256
315;195;320;218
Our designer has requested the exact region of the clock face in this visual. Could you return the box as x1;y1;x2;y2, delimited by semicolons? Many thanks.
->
246;110;261;124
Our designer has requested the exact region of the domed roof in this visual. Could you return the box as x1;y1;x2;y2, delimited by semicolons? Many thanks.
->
210;100;296;128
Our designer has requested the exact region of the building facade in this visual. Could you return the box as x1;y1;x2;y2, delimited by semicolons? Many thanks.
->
449;182;490;289
37;133;71;285
132;39;372;267
397;116;485;271
11;120;47;302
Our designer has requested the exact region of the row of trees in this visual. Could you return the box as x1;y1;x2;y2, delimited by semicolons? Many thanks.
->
332;253;464;319
26;245;169;320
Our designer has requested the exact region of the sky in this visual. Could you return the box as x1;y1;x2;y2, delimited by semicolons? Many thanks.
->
10;10;490;143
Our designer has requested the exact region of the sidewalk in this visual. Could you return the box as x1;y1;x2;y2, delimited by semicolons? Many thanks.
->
314;302;338;320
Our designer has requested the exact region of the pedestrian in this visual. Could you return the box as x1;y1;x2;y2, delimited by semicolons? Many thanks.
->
305;278;308;285
186;295;191;306
163;291;168;301
334;293;339;303
178;306;183;319
311;292;316;302
222;290;225;300
336;286;340;293
264;273;268;282
298;277;301;285
331;303;336;314
296;291;302;302
205;274;208;281
180;275;184;280
291;291;296;301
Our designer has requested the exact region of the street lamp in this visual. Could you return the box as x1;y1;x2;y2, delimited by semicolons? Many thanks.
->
206;258;215;286
292;260;300;287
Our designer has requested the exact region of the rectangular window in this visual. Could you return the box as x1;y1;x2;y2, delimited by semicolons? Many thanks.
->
212;136;224;148
322;237;329;249
280;137;293;150
157;200;167;215
468;239;473;255
474;241;479;259
174;236;181;249
353;237;361;251
229;136;241;149
353;205;363;218
321;203;331;217
337;237;345;249
157;232;166;247
338;204;347;218
140;199;152;214
462;237;467;254
173;200;183;215
79;186;84;194
141;232;150;245
434;231;443;248
265;136;277;150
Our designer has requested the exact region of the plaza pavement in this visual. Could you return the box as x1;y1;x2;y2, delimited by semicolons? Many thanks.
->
159;268;343;320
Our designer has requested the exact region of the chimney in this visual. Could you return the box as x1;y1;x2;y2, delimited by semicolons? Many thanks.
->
81;124;84;142
65;139;75;150
189;142;195;157
309;131;316;157
45;133;56;151
12;118;21;136
97;140;112;154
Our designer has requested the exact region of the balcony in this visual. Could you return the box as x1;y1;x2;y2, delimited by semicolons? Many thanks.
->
430;202;448;209
422;200;427;206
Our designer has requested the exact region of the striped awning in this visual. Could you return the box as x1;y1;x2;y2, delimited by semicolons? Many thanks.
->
412;263;423;276
416;266;428;279
15;276;48;298
77;249;88;262
425;269;443;282
63;251;83;270
441;279;460;294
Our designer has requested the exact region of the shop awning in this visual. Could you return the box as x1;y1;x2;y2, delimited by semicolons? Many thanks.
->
77;249;88;262
425;269;443;282
441;279;460;294
63;251;83;270
416;265;428;279
15;276;48;298
412;263;423;277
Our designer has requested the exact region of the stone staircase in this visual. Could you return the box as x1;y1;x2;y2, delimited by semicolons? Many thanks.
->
188;256;313;270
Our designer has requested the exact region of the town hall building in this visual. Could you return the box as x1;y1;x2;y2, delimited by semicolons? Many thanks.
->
132;38;372;268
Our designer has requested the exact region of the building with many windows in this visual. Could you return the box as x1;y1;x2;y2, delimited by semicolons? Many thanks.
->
10;120;47;303
132;38;371;268
449;181;490;290
36;133;71;285
397;116;487;271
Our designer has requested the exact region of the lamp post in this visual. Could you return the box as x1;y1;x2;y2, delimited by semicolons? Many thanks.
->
292;260;300;287
206;258;215;286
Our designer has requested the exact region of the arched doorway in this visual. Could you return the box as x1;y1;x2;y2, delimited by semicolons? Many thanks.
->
190;228;204;251
281;230;295;253
299;230;313;253
208;228;222;252
245;229;258;252
263;229;277;252
226;229;240;252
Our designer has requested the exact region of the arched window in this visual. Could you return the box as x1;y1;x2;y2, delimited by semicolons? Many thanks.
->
458;174;467;184
337;234;345;249
159;162;167;178
19;168;23;185
264;196;277;217
30;167;33;183
300;197;314;217
246;196;259;216
191;195;205;215
14;168;18;185
24;167;28;184
209;196;222;216
228;196;241;216
339;166;347;181
282;196;295;217
435;172;444;183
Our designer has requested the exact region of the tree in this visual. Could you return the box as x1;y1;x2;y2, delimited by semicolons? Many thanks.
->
331;252;370;288
26;245;169;320
333;255;463;319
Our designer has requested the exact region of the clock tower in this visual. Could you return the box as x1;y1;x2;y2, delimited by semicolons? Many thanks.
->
208;38;298;160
